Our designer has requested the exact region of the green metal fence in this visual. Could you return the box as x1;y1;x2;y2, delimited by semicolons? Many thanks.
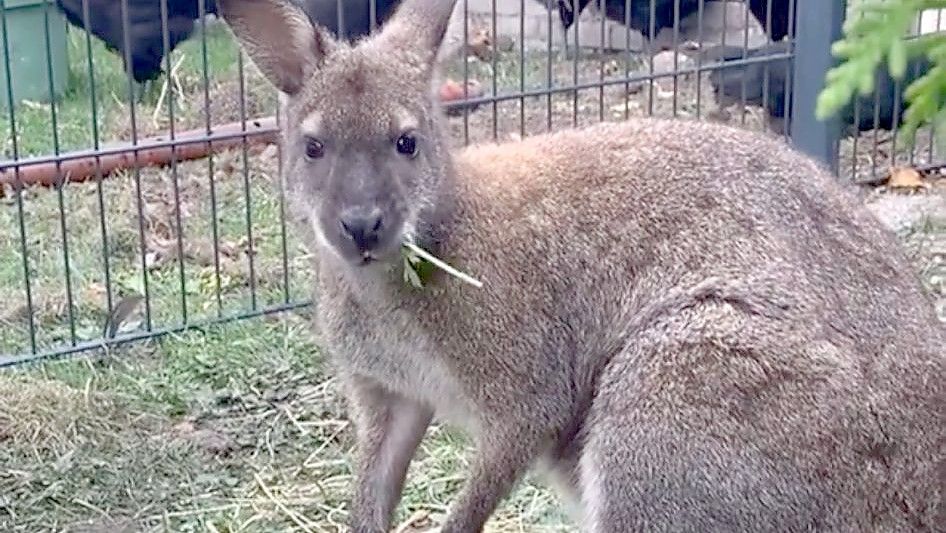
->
1;0;942;365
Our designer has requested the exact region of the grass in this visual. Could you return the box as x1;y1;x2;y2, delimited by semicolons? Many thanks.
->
0;148;306;357
1;15;944;533
0;317;571;531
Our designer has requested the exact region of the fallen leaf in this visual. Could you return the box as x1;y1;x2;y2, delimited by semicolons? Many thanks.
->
886;166;929;191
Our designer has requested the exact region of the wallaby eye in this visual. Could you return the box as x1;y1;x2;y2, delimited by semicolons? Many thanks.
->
395;133;418;158
304;138;325;160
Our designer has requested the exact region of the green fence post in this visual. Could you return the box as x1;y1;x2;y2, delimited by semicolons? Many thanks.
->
0;0;69;109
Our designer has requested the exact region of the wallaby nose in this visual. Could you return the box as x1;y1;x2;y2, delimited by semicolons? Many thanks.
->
340;208;384;252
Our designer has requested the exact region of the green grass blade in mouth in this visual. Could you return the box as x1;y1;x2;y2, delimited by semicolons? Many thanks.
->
402;242;484;289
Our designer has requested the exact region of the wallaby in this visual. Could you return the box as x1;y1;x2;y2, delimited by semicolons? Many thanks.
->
217;0;945;531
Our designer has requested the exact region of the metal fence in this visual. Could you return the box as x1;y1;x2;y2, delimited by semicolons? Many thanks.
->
0;0;942;366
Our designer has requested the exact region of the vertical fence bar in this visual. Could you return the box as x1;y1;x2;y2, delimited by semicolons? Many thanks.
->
890;78;904;169
671;0;680;118
789;0;845;171
927;9;943;164
693;0;705;120
597;0;606;122
199;0;224;316
82;0;115;327
847;1;865;180
571;0;580;126
738;0;750;124
119;0;154;330
646;0;656;116
623;0;633;120
572;3;581;126
545;0;553;131
237;51;258;311
780;0;796;140
870;89;881;178
492;0;499;139
43;1;78;345
275;93;291;305
519;0;526;135
116;1;136;312
0;0;37;354
761;0;773;129
161;0;189;325
461;0;470;144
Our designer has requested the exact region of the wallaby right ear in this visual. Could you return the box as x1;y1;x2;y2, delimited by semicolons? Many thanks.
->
217;0;333;95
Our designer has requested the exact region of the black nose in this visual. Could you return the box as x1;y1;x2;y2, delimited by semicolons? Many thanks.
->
340;208;384;252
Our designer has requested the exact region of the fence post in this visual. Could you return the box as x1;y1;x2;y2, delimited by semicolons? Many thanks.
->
790;0;846;171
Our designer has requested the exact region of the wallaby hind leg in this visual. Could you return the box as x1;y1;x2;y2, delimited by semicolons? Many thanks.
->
579;341;830;533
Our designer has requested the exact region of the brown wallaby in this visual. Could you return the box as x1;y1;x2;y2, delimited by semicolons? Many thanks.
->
217;0;945;531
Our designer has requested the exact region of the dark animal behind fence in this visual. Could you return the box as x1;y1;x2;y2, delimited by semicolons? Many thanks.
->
703;40;932;134
294;0;402;41
746;0;793;42
556;0;701;39
54;0;219;83
54;0;402;85
555;0;794;45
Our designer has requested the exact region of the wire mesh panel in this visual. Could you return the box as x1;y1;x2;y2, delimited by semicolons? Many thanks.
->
839;6;946;184
0;0;940;365
0;0;295;365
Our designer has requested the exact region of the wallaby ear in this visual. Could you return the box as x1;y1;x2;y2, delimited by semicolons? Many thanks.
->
217;0;333;95
376;0;459;67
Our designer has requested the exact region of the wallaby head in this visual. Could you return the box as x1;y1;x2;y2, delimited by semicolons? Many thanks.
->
218;0;458;266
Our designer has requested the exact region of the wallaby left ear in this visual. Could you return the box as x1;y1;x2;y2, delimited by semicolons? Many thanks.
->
375;0;460;67
217;0;335;95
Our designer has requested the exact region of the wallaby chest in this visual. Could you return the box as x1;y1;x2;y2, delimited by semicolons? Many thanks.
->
316;278;477;432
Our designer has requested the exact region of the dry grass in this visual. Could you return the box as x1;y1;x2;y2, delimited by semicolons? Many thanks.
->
0;317;571;532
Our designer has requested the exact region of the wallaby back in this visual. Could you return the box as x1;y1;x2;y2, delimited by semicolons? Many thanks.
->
217;0;945;531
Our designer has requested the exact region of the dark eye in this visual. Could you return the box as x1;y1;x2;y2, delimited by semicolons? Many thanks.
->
304;138;324;160
395;133;418;158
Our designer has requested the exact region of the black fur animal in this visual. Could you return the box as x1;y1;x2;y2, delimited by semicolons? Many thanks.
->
54;0;403;84
293;0;402;41
555;0;794;44
55;0;219;83
747;0;792;42
703;40;932;134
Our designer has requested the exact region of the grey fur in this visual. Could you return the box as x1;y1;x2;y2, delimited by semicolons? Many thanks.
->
217;0;946;531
